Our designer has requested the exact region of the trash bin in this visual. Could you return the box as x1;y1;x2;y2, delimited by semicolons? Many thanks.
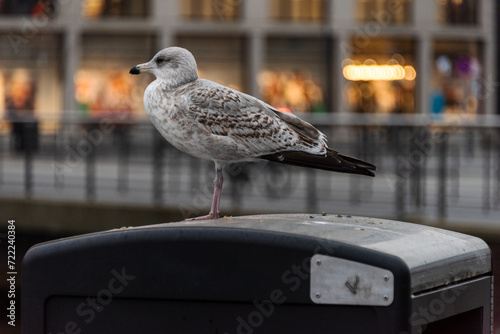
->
21;214;492;334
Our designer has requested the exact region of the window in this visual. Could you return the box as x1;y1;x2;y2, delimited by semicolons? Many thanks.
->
270;0;326;22
343;38;416;114
176;36;246;91
0;0;57;17
431;40;483;115
261;38;329;113
0;34;62;134
437;0;478;25
76;34;156;120
82;0;149;19
357;0;412;25
181;0;241;21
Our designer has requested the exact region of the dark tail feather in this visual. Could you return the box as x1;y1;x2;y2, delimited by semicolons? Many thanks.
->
337;153;376;171
259;149;376;177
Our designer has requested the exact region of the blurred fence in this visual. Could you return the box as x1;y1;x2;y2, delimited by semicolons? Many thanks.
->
1;114;499;225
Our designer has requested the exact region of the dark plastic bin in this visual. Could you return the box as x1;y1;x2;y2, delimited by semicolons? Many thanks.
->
21;214;492;334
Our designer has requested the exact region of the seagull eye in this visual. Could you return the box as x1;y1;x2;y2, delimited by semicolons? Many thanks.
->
156;56;168;65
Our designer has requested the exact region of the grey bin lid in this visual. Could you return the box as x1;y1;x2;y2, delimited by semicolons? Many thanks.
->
142;213;491;294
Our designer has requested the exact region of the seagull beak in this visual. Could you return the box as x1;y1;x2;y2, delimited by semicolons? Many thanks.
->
129;62;151;75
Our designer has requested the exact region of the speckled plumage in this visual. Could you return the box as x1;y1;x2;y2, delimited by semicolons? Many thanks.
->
130;47;375;220
145;78;327;163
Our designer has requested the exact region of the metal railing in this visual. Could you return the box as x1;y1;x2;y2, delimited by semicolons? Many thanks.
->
1;114;499;224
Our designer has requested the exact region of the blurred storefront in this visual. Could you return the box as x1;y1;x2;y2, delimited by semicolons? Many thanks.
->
431;41;483;116
82;0;148;18
343;38;416;114
0;0;496;127
261;37;329;113
0;32;61;142
181;0;241;21
437;0;478;26
270;0;326;22
356;0;411;25
76;33;156;121
176;36;246;91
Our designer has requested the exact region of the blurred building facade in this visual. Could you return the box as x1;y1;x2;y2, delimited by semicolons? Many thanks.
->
0;0;496;135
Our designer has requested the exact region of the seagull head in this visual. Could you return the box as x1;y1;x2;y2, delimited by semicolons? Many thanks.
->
129;47;198;87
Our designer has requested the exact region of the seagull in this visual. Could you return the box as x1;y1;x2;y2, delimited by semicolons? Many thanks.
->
130;47;375;220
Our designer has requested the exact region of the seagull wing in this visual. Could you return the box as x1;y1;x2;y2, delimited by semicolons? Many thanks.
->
260;105;376;176
185;79;376;176
187;79;327;157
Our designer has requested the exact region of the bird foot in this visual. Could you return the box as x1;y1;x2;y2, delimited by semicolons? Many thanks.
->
183;212;220;221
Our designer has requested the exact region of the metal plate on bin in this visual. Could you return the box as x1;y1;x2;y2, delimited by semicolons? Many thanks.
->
310;254;394;306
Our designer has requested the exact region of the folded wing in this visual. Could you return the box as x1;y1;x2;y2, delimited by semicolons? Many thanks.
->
188;79;376;176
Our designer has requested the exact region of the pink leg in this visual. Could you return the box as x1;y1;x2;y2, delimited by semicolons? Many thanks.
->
184;165;223;221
